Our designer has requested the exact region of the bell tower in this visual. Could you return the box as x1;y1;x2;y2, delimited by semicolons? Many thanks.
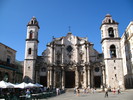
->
100;14;124;89
23;17;40;83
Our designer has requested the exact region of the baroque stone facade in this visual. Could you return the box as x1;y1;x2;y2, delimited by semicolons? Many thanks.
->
23;15;133;90
41;33;104;89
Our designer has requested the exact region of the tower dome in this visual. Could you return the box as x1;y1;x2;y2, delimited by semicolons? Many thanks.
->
27;16;40;29
102;14;118;24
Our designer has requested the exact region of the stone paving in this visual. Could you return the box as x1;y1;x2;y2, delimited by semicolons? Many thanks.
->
42;89;133;100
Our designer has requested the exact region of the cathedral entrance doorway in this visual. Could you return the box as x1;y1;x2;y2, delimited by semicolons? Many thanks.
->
65;71;75;88
94;76;101;88
40;76;47;87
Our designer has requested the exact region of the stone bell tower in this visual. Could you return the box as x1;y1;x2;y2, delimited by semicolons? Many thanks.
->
23;17;40;83
100;14;125;89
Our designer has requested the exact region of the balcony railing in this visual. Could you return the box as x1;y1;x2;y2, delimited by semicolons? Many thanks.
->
0;60;18;70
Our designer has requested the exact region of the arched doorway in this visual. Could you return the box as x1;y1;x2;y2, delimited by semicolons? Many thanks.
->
40;76;47;87
65;71;75;88
94;76;101;88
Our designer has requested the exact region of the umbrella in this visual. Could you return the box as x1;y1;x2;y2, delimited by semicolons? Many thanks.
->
0;80;14;88
27;83;38;88
35;83;43;87
15;82;29;89
8;82;15;87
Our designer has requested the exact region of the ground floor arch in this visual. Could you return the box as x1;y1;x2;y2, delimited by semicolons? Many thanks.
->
40;76;47;87
65;71;75;88
45;65;104;89
94;76;101;88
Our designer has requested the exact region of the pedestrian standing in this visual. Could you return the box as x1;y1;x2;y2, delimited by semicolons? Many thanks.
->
74;87;76;94
91;88;95;94
113;87;116;94
105;88;108;98
76;88;80;96
117;88;120;94
56;88;59;95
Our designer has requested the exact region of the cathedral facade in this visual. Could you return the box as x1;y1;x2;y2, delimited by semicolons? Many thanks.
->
23;15;133;90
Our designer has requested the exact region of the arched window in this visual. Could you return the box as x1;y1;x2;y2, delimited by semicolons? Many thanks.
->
28;48;31;54
7;56;11;64
108;19;111;23
31;20;34;24
110;45;116;58
3;73;9;82
108;27;114;37
29;30;33;39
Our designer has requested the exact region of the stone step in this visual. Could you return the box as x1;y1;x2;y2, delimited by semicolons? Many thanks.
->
65;88;74;92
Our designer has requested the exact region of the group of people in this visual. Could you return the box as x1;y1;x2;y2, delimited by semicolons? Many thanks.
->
73;87;121;97
0;87;54;100
105;87;121;98
74;87;97;96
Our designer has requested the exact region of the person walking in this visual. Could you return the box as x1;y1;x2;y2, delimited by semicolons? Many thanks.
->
105;88;108;98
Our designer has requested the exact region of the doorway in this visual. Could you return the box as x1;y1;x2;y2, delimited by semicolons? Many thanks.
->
65;71;75;88
40;76;47;87
94;76;101;88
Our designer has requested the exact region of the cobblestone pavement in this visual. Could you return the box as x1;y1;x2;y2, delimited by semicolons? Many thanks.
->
41;89;133;100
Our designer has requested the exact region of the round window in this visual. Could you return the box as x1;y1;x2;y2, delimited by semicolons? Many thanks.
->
95;67;99;72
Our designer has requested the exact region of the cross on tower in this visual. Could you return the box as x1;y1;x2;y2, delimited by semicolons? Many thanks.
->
68;26;71;32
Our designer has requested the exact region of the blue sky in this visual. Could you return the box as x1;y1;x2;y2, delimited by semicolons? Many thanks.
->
0;0;133;61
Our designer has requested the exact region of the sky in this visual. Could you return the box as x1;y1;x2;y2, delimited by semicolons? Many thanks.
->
0;0;133;61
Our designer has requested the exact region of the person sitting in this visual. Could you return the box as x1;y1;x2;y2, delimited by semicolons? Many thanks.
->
26;89;31;99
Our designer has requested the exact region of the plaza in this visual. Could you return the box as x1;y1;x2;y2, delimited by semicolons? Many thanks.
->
42;89;133;100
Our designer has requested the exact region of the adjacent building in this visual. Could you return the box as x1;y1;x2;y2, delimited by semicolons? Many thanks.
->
0;43;23;83
121;21;133;88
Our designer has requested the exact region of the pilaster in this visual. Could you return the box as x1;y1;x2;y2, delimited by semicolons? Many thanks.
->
75;66;79;87
87;66;90;88
83;66;87;88
53;67;56;88
61;67;65;89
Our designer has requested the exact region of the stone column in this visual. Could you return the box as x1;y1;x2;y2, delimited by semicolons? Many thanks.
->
52;45;54;63
87;44;89;62
83;66;87;88
61;46;64;64
91;67;94;88
85;43;88;62
102;66;106;88
53;68;56;88
87;66;90;88
75;66;79;87
47;68;50;87
49;67;53;87
53;46;56;63
52;42;56;64
61;67;65;89
77;46;79;63
61;38;64;64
